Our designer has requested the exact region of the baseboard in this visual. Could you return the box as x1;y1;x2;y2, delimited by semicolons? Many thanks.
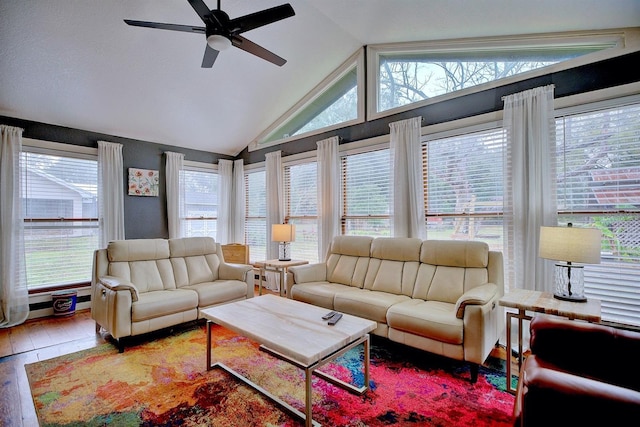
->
28;287;92;320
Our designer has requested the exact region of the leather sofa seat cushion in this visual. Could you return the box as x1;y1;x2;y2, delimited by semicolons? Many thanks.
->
335;289;410;323
183;280;247;307
132;289;198;322
387;299;463;345
291;282;349;309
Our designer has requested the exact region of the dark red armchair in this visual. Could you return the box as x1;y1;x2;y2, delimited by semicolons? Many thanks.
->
512;315;640;426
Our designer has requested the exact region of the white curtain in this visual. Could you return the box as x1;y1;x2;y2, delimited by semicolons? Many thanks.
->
503;85;557;292
0;125;29;327
165;151;184;239
98;141;125;247
389;116;426;239
265;151;283;290
317;136;340;261
231;159;245;244
217;159;233;244
265;151;283;260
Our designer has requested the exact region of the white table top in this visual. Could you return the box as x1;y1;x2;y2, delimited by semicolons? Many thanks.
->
201;295;376;366
499;288;601;322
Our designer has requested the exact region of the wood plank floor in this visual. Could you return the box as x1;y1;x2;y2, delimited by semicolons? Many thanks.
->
0;290;518;427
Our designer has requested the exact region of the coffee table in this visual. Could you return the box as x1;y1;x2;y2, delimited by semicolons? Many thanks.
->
200;294;377;427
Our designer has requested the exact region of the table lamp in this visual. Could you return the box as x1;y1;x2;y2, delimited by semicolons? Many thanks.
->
539;223;602;302
272;223;295;261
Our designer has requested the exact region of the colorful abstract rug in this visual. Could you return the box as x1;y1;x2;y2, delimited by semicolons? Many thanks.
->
26;322;514;426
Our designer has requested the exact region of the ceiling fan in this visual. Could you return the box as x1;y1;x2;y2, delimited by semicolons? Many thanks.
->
124;0;295;68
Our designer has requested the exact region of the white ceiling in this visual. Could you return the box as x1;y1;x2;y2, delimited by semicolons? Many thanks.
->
1;1;639;156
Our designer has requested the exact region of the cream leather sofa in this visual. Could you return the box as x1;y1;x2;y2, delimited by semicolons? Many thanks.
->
91;236;253;351
288;236;504;381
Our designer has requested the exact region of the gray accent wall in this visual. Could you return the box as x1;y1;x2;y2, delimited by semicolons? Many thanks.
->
0;118;233;239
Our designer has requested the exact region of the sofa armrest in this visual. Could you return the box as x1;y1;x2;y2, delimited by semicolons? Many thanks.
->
98;276;140;302
289;263;327;284
219;262;253;282
454;283;497;319
517;361;640;425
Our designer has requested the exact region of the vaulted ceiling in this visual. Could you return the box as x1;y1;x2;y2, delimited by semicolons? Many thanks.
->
1;1;639;156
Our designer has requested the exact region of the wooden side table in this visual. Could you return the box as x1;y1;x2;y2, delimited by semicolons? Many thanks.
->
255;259;309;297
498;288;601;393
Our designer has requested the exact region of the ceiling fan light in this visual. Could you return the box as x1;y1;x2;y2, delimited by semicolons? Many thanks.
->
207;34;232;51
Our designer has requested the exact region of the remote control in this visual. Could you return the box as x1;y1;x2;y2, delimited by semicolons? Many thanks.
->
327;312;342;325
322;311;337;320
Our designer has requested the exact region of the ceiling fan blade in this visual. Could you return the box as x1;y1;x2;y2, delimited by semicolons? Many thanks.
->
124;19;205;34
188;0;213;23
201;44;219;68
229;4;295;35
232;35;286;66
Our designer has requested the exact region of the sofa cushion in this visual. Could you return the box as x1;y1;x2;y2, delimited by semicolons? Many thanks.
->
132;289;198;322
169;236;217;257
330;235;373;257
291;282;348;309
109;259;176;293
172;255;221;287
421;240;489;268
370;237;422;261
387;299;463;345
182;280;248;307
334;289;410;323
108;239;169;262
325;235;373;287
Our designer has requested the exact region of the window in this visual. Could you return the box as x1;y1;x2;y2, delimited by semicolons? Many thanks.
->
423;128;505;252
284;160;318;263
21;143;98;290
341;148;391;236
250;49;365;151
183;165;217;238
368;32;623;119
555;99;640;327
245;168;266;262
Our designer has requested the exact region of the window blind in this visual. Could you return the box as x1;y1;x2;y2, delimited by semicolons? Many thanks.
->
245;169;266;262
555;101;640;327
182;168;217;238
284;161;318;263
424;128;505;251
341;148;391;236
21;151;98;289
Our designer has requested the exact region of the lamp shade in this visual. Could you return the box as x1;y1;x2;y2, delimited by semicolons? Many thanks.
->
539;225;602;264
272;224;296;242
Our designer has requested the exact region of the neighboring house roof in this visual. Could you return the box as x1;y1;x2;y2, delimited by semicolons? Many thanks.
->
590;169;640;205
27;169;97;199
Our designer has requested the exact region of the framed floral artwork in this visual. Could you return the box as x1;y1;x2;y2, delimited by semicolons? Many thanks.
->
128;168;159;197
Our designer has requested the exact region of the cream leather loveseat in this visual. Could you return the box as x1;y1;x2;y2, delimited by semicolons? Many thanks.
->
91;236;253;351
288;236;504;381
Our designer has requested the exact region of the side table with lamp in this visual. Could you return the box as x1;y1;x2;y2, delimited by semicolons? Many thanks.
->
499;223;603;393
256;223;309;297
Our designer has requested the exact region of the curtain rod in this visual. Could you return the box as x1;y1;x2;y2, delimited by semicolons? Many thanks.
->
501;84;556;101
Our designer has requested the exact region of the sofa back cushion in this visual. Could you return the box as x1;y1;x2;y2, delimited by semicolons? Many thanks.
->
414;240;490;303
107;239;175;292
169;237;221;287
364;238;422;295
326;236;373;287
